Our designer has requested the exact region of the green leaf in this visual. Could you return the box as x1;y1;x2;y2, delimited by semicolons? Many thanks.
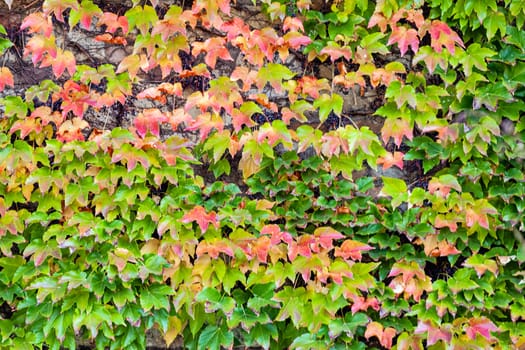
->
460;44;496;76
483;11;506;40
139;284;174;311
257;63;295;92
125;5;158;35
380;177;408;208
198;325;233;350
313;93;344;122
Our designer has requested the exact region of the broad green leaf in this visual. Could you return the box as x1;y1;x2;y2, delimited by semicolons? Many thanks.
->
313;93;344;122
198;325;233;350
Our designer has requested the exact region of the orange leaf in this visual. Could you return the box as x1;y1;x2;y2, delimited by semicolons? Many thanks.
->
365;322;384;343
0;67;14;91
181;206;219;233
94;33;127;45
334;239;373;261
376;151;404;170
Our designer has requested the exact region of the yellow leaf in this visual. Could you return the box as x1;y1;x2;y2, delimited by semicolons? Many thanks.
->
163;315;184;347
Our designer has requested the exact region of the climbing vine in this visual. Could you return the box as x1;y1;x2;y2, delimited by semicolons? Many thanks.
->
0;0;524;349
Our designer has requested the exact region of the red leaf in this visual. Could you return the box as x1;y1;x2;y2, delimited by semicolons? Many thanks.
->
349;294;380;314
40;48;76;78
181;206;219;233
97;12;129;34
0;67;14;91
420;234;460;257
466;317;498;341
282;31;312;50
192;37;233;69
368;12;388;32
134;108;169;138
21;12;53;37
151;6;187;41
231;109;257;132
295;76;330;99
387;25;419;56
334;239;373;261
185;112;224;142
313;227;344;250
220;17;250;40
428;20;464;54
382;327;397;349
260;224;293;245
320;42;352;61
288;235;314;261
10;117;42;139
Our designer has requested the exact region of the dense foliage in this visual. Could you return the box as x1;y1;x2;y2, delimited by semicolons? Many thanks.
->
0;0;524;349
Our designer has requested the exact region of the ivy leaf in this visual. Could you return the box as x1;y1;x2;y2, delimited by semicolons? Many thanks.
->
42;0;79;22
125;5;158;35
381;117;413;146
203;130;231;162
365;322;397;349
334;239;374;261
319;41;352;61
459;44;496;77
97;12;129;34
428;174;462;197
414;321;452;346
464;255;499;278
198;325;233;350
466;317;499;341
483;11;506;40
192;37;233;69
181;205;219;233
21;12;53;37
68;0;103;29
412;46;447;74
428;20;464;54
40;48;76;78
465;199;498;230
376;151;404;170
163;315;183;347
387;25;419;56
257;63;295;93
0;67;14;91
24;34;57;66
313;93;344;123
134;108;169;138
380;177;408;208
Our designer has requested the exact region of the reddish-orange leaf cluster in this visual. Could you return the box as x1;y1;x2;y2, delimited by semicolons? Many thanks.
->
181;206;219;233
95;33;128;45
